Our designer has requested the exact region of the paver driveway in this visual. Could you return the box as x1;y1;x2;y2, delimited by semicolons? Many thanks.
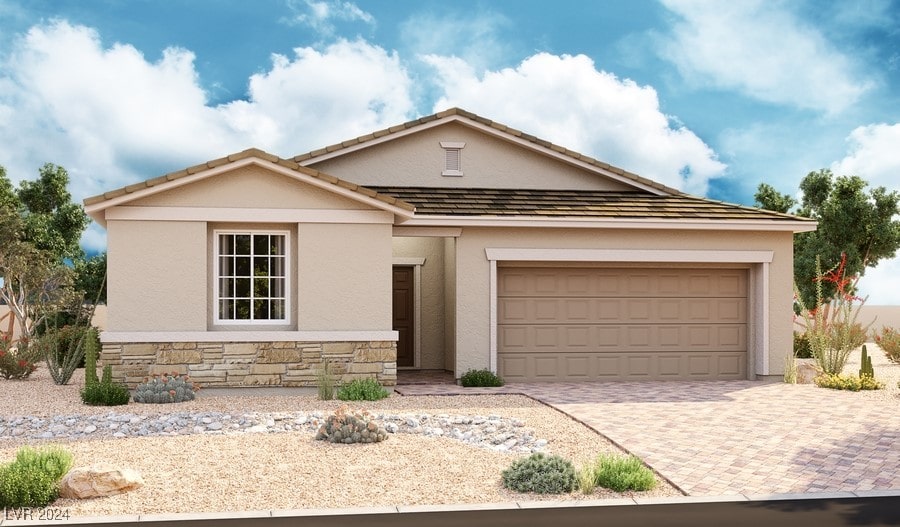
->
397;381;900;496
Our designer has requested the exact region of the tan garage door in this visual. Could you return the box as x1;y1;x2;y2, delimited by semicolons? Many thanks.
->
498;267;748;381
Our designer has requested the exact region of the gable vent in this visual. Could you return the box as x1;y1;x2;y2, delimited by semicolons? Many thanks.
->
440;141;465;177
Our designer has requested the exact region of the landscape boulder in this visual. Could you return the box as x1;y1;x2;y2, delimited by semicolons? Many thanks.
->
58;463;145;499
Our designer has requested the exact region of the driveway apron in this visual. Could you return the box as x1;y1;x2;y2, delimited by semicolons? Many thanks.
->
397;381;900;496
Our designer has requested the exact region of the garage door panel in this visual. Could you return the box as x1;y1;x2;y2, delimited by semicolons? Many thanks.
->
498;267;747;381
499;297;746;324
499;268;747;298
498;324;746;352
498;352;746;381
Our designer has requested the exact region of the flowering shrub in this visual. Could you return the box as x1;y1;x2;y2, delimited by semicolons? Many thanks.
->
873;326;900;364
0;334;39;380
794;254;870;375
814;374;883;391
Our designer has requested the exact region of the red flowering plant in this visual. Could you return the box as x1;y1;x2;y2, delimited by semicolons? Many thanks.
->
873;326;900;364
794;253;871;375
0;331;40;380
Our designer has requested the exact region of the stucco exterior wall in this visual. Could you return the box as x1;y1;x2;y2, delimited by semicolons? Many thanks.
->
297;223;393;331
107;219;208;331
392;237;446;369
129;165;374;210
306;122;635;191
451;227;795;377
444;237;457;372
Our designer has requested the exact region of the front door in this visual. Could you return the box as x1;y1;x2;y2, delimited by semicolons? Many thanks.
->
392;266;415;368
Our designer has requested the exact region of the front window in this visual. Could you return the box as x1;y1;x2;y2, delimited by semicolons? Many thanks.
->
215;231;288;324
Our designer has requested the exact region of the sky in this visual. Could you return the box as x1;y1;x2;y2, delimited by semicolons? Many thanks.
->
1;0;899;302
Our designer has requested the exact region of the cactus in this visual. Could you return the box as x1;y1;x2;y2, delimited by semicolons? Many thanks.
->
133;373;200;403
83;328;99;387
315;405;388;444
859;345;875;379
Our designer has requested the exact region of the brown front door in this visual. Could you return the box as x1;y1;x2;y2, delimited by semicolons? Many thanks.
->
392;266;415;368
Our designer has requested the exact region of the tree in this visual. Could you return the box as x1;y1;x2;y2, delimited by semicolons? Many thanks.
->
755;169;900;306
0;163;91;339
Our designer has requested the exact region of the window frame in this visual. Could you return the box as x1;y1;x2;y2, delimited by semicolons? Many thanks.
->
213;229;291;326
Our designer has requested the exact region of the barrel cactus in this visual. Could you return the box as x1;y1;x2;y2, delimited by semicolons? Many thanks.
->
315;405;388;444
133;373;200;403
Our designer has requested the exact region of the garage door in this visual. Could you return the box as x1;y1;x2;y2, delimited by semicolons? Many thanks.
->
497;267;747;381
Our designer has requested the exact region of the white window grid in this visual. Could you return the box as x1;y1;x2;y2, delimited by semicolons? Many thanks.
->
213;230;290;325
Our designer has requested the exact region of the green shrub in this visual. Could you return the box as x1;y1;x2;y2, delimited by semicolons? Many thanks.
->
592;454;657;492
460;368;504;387
315;405;388;444
576;464;596;494
337;378;389;401
501;453;576;494
133;372;199;403
874;326;900;364
793;332;812;359
316;358;335;401
0;446;73;508
814;373;884;391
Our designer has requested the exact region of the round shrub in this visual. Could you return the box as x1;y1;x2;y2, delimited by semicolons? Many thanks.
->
336;378;390;401
592;454;657;492
81;382;131;406
460;369;504;387
501;453;576;494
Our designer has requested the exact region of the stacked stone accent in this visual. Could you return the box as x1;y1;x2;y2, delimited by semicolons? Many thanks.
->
99;341;397;388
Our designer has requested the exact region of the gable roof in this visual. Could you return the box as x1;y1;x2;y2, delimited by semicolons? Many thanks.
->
83;148;416;225
292;107;680;196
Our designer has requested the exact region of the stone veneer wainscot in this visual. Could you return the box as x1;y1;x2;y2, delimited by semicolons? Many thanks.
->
100;341;397;388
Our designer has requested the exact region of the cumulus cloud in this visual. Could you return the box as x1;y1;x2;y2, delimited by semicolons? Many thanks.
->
830;122;900;305
282;0;375;36
657;0;873;115
424;52;726;194
0;21;413;250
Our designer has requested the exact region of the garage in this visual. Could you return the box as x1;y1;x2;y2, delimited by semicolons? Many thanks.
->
497;266;748;381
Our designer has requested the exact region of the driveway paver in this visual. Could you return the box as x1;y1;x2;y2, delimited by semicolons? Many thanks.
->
396;381;900;496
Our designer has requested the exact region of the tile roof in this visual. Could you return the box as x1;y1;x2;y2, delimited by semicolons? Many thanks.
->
367;187;814;222
293;107;681;195
83;148;415;212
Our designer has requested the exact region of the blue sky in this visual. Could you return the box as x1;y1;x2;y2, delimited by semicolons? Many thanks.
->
1;0;899;301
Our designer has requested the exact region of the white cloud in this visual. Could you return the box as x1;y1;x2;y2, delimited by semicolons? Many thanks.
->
282;0;375;36
424;52;726;194
658;0;873;115
401;10;513;74
830;122;900;305
0;21;413;205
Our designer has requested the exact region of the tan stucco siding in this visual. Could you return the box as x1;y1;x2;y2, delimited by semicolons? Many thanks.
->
307;122;635;191
452;228;794;377
129;165;378;210
392;237;446;369
444;237;457;372
297;223;392;331
107;220;208;331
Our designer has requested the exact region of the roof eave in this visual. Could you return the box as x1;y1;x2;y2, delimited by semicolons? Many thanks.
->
395;215;818;232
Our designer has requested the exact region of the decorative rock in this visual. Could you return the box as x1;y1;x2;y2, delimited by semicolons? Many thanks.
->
796;359;820;384
59;464;145;499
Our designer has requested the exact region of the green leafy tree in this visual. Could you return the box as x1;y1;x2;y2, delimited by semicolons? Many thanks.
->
755;169;900;305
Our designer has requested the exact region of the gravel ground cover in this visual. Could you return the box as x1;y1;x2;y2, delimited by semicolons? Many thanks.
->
0;369;681;517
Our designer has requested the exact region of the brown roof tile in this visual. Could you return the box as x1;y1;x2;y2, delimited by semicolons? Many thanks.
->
367;187;813;222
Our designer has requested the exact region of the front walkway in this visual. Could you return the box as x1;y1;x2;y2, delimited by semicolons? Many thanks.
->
396;380;900;496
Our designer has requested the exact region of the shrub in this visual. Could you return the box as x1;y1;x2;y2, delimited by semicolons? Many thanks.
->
133;372;199;403
81;365;131;406
0;446;73;508
316;358;335;401
591;454;657;492
783;353;797;384
874;326;900;364
793;332;812;359
460;368;504;387
315;405;388;444
814;374;884;391
501;453;576;494
337;378;389;401
576;464;596;494
0;335;39;380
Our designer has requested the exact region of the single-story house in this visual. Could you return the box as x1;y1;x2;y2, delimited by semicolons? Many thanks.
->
84;108;816;387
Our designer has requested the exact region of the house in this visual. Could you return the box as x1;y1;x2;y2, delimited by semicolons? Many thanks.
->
84;108;816;387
